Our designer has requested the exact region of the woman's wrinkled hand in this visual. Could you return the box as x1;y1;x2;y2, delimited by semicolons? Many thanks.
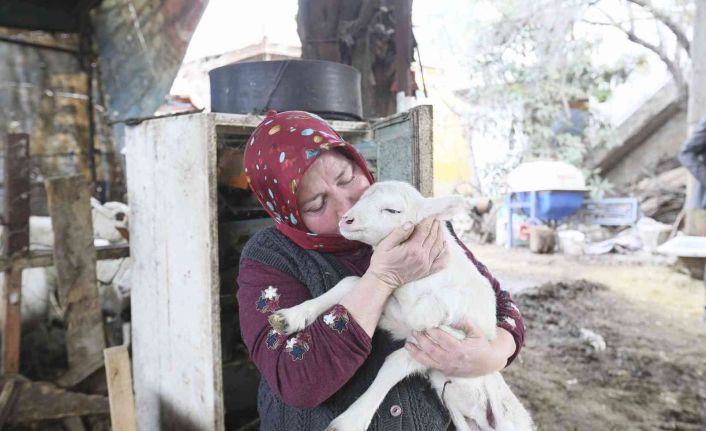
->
405;318;509;378
367;217;449;290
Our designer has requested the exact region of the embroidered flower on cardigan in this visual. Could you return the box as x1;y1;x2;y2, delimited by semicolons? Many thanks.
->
285;331;312;361
323;305;350;333
266;328;287;350
502;316;517;329
256;286;280;313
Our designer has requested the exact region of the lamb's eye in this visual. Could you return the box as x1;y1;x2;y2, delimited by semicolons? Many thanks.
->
383;209;401;214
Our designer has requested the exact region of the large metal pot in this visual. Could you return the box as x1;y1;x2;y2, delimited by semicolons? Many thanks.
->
209;60;363;120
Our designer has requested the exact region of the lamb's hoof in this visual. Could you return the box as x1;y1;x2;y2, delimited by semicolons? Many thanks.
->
268;313;287;333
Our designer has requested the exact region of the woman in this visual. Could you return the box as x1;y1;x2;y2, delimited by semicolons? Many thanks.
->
237;110;524;430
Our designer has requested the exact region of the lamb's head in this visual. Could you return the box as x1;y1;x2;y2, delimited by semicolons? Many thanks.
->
91;198;130;243
338;181;466;246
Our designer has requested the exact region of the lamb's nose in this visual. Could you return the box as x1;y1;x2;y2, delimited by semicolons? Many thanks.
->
341;215;355;225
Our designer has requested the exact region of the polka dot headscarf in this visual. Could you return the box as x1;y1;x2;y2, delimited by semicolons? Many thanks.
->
243;110;375;252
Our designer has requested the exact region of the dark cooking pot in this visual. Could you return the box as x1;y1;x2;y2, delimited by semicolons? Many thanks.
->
209;60;363;120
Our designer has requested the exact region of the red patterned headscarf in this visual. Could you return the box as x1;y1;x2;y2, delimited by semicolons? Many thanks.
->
243;110;375;252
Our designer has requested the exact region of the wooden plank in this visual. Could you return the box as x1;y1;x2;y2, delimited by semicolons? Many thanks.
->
212;112;371;137
126;114;224;431
45;176;105;387
2;133;30;375
0;377;20;427
0;376;109;422
54;354;105;389
104;345;137;431
411;105;434;197
0;244;130;272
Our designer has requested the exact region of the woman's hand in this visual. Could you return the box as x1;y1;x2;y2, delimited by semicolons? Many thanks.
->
340;218;447;337
367;217;449;290
405;319;516;378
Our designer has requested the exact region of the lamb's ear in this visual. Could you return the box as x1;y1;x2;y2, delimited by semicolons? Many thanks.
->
416;195;466;222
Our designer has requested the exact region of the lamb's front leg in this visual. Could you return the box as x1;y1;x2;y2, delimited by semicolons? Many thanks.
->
269;276;359;335
327;347;426;431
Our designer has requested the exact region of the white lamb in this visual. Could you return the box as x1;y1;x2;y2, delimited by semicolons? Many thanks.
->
0;199;131;328
269;181;532;431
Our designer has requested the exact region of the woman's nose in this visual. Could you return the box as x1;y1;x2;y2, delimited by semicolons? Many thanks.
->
334;197;354;220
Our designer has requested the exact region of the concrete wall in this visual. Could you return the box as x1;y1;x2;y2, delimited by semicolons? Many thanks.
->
606;109;687;188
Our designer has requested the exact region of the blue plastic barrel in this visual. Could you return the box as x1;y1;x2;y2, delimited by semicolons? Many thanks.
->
516;191;585;221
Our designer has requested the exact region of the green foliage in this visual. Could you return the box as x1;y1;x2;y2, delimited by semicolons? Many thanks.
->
456;1;647;196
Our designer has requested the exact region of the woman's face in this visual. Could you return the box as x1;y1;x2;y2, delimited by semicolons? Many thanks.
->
297;151;371;235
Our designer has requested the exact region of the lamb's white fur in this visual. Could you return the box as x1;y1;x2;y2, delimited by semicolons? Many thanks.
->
270;181;532;431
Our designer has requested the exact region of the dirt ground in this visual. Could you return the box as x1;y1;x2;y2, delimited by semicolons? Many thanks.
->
471;244;706;430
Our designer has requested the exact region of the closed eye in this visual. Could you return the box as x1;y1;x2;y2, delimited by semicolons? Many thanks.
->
339;174;355;186
383;209;401;214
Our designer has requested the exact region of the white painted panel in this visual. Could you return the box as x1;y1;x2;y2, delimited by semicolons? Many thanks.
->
126;113;223;431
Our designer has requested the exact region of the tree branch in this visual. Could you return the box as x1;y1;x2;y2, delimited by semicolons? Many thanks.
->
626;0;690;54
593;6;687;95
624;29;686;92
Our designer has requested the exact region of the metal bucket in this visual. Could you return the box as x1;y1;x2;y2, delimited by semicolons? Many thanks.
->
209;60;363;120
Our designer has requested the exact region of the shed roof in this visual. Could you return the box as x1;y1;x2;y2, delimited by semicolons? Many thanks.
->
0;0;96;32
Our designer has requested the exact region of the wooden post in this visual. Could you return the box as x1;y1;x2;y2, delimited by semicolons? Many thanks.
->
104;346;137;431
685;1;706;234
393;0;413;96
1;133;30;375
45;176;106;387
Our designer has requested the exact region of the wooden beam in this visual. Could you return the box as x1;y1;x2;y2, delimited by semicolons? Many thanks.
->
0;245;130;272
2;133;30;375
104;346;137;431
45;176;106;388
62;416;87;431
0;376;109;422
